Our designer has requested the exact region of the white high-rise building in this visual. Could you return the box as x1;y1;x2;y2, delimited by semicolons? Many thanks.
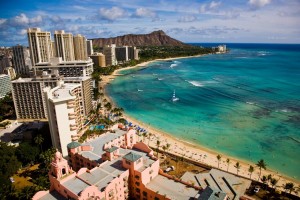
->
27;28;53;66
12;45;32;75
103;44;117;66
54;30;75;61
86;40;93;56
44;82;85;156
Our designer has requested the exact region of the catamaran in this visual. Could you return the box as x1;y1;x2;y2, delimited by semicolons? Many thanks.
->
171;90;179;102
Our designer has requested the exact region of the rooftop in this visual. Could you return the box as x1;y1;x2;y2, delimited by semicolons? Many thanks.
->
50;83;80;102
123;152;142;162
61;176;90;195
38;190;66;200
79;130;127;161
67;141;81;149
146;174;199;200
198;186;227;200
182;169;251;200
105;146;118;153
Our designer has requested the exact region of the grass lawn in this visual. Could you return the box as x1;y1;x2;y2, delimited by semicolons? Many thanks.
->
12;164;39;190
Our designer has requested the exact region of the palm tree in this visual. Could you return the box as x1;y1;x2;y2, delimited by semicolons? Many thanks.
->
147;132;152;146
226;158;230;172
248;165;254;179
34;134;44;152
267;174;272;186
234;162;240;175
162;145;167;155
284;182;295;194
142;132;147;142
156;140;161;156
270;178;278;189
261;175;268;189
166;143;171;152
216;154;222;168
256;159;267;181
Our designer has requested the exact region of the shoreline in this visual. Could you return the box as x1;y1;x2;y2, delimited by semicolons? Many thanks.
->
100;56;300;192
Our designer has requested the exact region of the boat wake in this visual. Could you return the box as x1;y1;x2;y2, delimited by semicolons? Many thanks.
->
188;80;204;87
170;64;177;68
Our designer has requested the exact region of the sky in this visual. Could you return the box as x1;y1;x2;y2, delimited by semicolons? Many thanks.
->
0;0;299;46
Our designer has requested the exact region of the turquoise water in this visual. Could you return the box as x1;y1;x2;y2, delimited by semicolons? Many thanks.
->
107;44;300;180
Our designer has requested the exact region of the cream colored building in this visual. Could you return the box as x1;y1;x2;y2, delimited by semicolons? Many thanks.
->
27;28;53;66
44;82;85;156
103;44;117;66
90;52;106;67
54;30;75;62
73;34;88;61
12;45;32;76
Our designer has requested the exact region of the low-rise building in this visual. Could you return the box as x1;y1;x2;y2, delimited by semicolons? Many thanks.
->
33;125;223;200
90;53;106;68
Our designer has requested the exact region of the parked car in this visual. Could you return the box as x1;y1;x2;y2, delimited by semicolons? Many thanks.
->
164;166;175;172
253;186;260;193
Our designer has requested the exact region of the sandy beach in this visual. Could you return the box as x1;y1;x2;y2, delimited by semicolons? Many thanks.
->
100;56;300;195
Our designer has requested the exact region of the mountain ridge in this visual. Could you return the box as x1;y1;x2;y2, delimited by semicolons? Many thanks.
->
91;30;187;47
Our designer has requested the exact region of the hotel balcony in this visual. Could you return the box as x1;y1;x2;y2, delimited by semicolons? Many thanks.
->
69;115;76;120
67;104;75;109
68;113;76;117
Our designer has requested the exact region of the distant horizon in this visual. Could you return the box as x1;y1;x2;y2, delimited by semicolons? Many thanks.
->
1;0;299;46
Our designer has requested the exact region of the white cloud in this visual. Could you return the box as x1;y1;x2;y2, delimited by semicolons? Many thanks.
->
30;15;43;24
200;1;221;13
248;0;272;9
98;7;127;21
134;8;156;18
20;29;27;35
0;19;7;26
13;13;29;25
209;1;221;9
178;15;197;23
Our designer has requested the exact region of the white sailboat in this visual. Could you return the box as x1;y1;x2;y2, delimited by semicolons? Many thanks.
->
171;90;179;102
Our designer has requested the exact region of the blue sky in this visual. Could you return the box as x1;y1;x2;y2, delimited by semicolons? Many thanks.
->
0;0;299;46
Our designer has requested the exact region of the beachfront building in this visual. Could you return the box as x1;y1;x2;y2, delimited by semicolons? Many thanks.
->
12;45;32;76
44;81;86;156
115;46;129;64
11;74;93;121
33;125;208;200
0;74;11;99
103;44;117;66
90;52;106;67
54;30;75;62
27;28;53;66
181;169;251;200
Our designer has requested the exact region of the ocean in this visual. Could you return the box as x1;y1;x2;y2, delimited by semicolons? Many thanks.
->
106;43;300;180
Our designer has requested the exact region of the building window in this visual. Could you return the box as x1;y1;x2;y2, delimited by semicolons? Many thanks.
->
135;188;140;193
135;175;139;180
135;182;140;186
143;191;147;196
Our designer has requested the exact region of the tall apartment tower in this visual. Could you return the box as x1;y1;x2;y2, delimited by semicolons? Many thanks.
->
73;34;88;61
11;78;48;120
44;82;85;156
103;44;117;66
0;74;11;99
27;28;52;66
86;40;93;56
54;30;75;61
12;45;32;75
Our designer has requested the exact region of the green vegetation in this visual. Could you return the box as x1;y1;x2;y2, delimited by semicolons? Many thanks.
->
138;45;215;60
0;93;15;121
0;123;55;200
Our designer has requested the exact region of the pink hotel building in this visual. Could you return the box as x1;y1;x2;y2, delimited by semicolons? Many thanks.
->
33;126;227;200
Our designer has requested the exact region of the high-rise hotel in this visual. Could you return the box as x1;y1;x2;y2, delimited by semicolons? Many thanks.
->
11;28;94;155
